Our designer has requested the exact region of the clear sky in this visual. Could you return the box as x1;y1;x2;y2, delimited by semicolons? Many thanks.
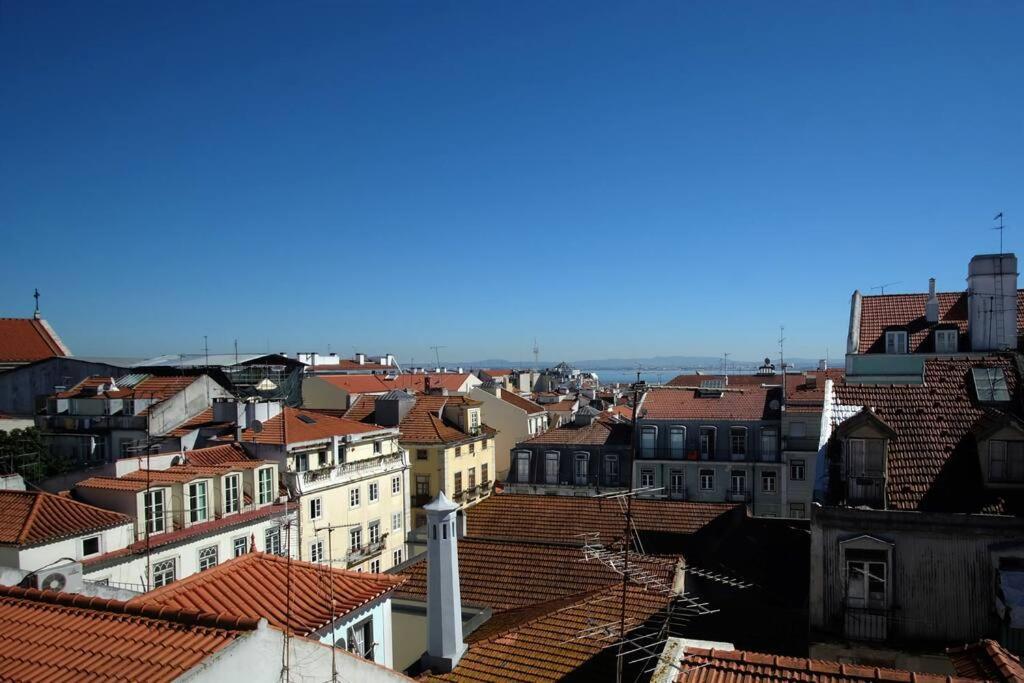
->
2;2;1022;365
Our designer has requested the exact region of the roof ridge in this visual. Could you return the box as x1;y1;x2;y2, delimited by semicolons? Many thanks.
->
0;584;259;631
16;492;47;545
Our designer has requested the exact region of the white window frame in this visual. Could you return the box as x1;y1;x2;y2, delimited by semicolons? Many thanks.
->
368;520;381;545
762;470;777;493
264;526;282;556
152;558;176;588
760;428;778;460
223;473;240;515
370;559;381;573
935;329;958;353
350;486;361;508
81;535;101;557
885;330;908;354
669;426;686;458
573;452;589;485
641;426;657;456
144;489;166;535
605;454;619;484
368;481;379;503
393;548;403;566
309;497;323;521
730;470;746;493
516;451;530;482
640;468;654;488
233;536;248;557
699;468;715;491
187;481;209;525
669;470;684;496
791;459;806;480
730;427;747;459
199;545;218;571
699;427;716;458
392;511;402;531
310;539;325;564
350;526;363;551
544;451;559;484
391;475;401;495
257;467;274;505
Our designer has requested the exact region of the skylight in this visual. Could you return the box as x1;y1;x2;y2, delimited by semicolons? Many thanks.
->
297;413;318;424
972;367;1010;402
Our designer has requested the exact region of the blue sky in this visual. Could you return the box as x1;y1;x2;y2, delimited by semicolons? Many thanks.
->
2;2;1022;365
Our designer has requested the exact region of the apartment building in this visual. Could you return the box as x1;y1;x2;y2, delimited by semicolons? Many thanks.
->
468;382;548;479
237;405;411;573
303;372;481;410
344;390;496;527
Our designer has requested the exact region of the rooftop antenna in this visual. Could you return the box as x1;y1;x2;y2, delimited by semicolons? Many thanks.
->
32;288;40;320
779;325;787;408
721;353;730;379
234;339;239;366
430;345;447;368
533;338;540;370
870;281;902;295
995;212;1006;254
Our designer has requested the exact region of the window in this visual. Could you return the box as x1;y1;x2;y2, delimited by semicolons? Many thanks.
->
847;439;885;476
391;475;401;495
700;469;715;491
152;559;175;588
346;617;374;660
791;459;806;480
468;467;476;490
516;452;530;482
545;452;559;484
416;474;430;499
265;526;282;555
482;463;489;484
670;470;684;496
846;549;888;609
699;427;716;458
233;536;248;557
974;367;1011;402
350;526;362;550
295;452;309;472
309;497;323;520
470;409;480;432
188;481;208;524
574;452;589;485
789;503;806;518
350;486;361;508
392;511;403;531
454;472;463;495
730;470;746;492
373;440;382;454
370;559;380;573
393;549;403;565
258;468;274;505
885;330;908;354
935;329;958;353
310;540;324;564
368;520;381;545
640;469;654;488
368;482;379;503
82;536;100;557
730;428;747;458
199;545;218;571
482;438;489;450
455;446;462;458
224;474;240;515
669;427;686;458
990;441;1024;482
469;442;475;455
641;427;657;456
760;429;778;460
790;421;806;438
144;489;165;534
762;470;777;493
417;449;428;460
605;455;620;484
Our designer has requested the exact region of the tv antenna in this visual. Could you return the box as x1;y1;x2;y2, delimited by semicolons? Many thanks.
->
429;345;447;368
533;338;540;369
994;212;1006;254
871;281;902;295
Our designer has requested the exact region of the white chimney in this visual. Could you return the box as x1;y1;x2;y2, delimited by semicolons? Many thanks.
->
967;254;1018;351
422;492;467;673
925;277;939;323
356;353;366;365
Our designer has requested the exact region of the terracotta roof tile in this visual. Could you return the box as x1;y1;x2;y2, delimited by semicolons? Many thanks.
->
466;493;738;546
948;639;1024;682
641;384;782;421
133;552;405;635
520;419;631;446
0;318;68;363
314;373;473;394
56;374;198;401
832;355;1023;512
345;394;495;445
674;646;980;682
856;290;1024;354
0;584;255;681
397;537;676;611
239;406;385;445
166;407;231;437
497;391;545;415
0;490;130;546
180;442;253;466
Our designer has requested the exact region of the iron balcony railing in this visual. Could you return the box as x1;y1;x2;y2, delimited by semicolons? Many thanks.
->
294;451;406;489
635;447;780;463
346;534;388;566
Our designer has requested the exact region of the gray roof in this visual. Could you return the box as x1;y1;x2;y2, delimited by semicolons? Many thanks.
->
132;353;295;369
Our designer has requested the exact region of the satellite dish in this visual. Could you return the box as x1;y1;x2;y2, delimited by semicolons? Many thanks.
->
251;420;264;434
41;573;67;591
769;399;780;411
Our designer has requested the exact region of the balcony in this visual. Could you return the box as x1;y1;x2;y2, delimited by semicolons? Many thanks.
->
36;414;148;433
289;451;407;494
843;606;891;641
414;493;432;507
502;482;626;497
726;489;751;503
346;535;388;567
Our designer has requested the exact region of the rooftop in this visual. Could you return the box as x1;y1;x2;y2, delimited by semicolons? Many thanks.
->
133;552;406;635
640;384;782;421
497;390;545;415
0;318;69;364
313;372;474;395
55;374;200;401
520;418;631;446
0;584;255;681
345;394;495;445
0;490;130;546
947;639;1024;682
466;493;739;546
238;406;387;445
831;355;1024;512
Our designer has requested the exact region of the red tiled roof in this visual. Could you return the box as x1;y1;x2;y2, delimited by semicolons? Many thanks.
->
0;318;68;363
641;384;781;421
466;493;738;546
239;406;384;445
609;404;634;420
856;290;1024;354
56;374;198;401
832;355;1024;512
314;372;473;394
785;369;846;414
673;646;977;683
0;490;130;546
180;442;252;466
0;584;254;681
397;537;676;611
133;552;406;635
345;394;495;445
432;584;670;682
948;639;1024;682
76;457;272;493
498;391;545;415
544;401;577;411
166;407;231;437
666;374;777;388
520;418;631;446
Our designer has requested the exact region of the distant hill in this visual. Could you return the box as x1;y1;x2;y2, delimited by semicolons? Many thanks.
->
454;355;829;372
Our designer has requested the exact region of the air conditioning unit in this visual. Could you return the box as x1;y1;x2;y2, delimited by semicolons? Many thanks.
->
36;561;84;593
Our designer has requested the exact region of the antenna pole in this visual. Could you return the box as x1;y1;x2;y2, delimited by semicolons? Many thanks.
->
995;212;1006;255
616;371;644;683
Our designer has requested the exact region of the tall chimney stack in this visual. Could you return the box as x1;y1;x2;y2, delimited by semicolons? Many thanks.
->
421;492;467;673
925;277;939;323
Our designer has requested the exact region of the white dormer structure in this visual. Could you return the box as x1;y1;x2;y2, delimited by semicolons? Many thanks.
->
422;491;467;673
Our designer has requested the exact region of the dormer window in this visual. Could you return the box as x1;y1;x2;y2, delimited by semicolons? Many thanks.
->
187;481;209;524
989;441;1024;482
973;367;1010;402
935;329;958;354
846;438;886;507
257;467;274;505
885;330;908;354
